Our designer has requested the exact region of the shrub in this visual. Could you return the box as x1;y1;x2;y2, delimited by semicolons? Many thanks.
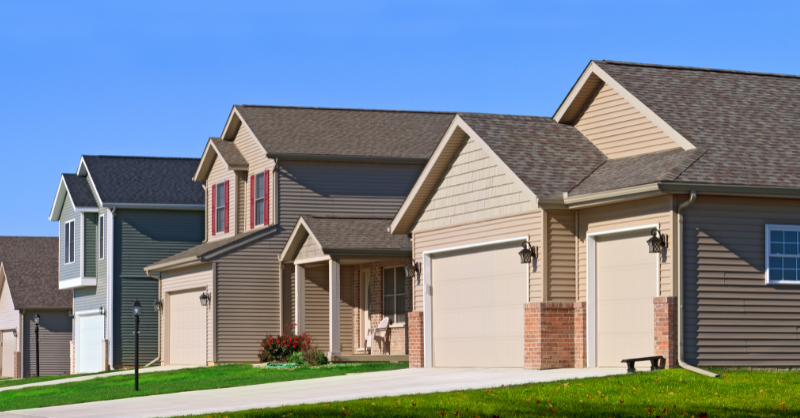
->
258;323;313;363
286;351;306;365
304;349;329;366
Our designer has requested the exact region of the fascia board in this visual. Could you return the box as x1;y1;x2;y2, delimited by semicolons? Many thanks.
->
553;61;595;123
266;153;428;165
279;218;311;262
145;256;203;274
80;158;104;207
658;182;800;199
48;176;70;221
221;107;267;156
203;226;279;260
193;139;218;182
564;183;664;209
102;203;205;210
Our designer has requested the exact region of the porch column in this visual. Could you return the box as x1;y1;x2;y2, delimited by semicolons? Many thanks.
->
295;264;305;334
328;258;341;358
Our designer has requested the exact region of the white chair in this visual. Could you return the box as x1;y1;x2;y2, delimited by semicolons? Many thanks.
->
366;317;390;355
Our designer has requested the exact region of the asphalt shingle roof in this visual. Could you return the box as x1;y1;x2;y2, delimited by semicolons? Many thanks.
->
62;174;97;207
0;237;71;308
211;138;247;168
596;60;800;188
146;227;273;269
303;216;411;252
83;156;204;205
457;113;608;198
235;106;456;159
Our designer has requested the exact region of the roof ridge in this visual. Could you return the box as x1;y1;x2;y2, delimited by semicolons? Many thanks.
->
458;112;553;120
0;236;58;239
597;60;800;80
237;104;458;115
84;155;200;161
307;215;394;220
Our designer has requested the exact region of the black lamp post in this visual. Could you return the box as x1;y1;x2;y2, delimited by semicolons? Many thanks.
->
132;300;141;391
34;313;40;377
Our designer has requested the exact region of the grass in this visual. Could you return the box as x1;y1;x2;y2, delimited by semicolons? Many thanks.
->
0;368;127;389
0;362;407;411
181;369;800;418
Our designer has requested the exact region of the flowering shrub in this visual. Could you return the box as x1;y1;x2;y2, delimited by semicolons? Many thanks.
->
258;323;313;363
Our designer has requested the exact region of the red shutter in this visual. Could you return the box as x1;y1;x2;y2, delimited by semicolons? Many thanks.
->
250;175;255;229
224;180;230;233
211;184;216;236
264;170;269;225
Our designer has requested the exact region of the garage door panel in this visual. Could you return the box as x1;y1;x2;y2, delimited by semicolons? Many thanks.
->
169;289;206;365
2;331;15;378
432;242;527;368
597;232;655;367
78;314;104;374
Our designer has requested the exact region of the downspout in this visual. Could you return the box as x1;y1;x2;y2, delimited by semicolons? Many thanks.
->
676;191;719;378
145;270;161;368
107;206;116;371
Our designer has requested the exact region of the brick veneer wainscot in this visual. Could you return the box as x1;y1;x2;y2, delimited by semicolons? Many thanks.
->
408;311;424;367
524;302;586;370
654;296;677;369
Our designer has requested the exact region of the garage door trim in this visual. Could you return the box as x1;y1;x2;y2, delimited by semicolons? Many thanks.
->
74;308;104;374
587;224;659;368
422;236;529;368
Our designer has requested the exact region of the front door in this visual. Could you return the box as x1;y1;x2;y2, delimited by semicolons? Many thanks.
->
2;331;15;378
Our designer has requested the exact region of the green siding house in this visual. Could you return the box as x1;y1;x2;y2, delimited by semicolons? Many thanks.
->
49;156;204;372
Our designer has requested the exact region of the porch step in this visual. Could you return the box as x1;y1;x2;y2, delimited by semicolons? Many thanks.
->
331;354;409;363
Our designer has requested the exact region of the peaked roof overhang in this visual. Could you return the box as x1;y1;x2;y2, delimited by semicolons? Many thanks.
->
0;264;13;310
48;174;98;221
193;137;250;182
279;217;324;263
220;106;267;151
553;60;696;152
390;115;539;235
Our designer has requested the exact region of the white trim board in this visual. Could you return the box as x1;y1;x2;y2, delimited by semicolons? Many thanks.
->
586;224;659;368
59;277;97;290
764;224;800;285
421;236;529;368
74;309;104;374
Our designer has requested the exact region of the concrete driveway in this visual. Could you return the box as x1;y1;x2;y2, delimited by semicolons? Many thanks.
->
0;367;628;418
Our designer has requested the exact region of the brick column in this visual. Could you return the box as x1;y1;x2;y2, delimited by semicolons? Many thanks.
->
101;339;110;371
654;297;677;369
13;351;19;379
525;302;581;370
574;302;587;368
408;311;424;368
70;340;75;374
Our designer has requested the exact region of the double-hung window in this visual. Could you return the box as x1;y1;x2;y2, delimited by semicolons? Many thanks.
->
767;225;800;283
215;182;225;233
383;266;406;325
98;215;105;260
64;220;75;264
255;173;265;226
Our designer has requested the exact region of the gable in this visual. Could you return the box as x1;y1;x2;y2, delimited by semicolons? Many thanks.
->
296;235;324;261
574;83;680;159
412;137;535;232
232;123;270;172
0;272;18;328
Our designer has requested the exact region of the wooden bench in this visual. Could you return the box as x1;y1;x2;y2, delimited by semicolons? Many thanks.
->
620;356;664;373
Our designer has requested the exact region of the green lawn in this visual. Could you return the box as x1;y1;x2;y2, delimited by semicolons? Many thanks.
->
182;369;800;418
0;363;407;411
0;368;124;389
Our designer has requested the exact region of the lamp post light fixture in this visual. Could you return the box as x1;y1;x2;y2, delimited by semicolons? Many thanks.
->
647;229;668;254
518;242;538;264
132;300;141;391
34;313;40;377
199;292;210;307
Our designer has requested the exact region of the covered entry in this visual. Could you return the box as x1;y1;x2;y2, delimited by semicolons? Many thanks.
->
429;240;528;368
168;288;207;365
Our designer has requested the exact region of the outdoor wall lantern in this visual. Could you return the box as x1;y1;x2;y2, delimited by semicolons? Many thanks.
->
68;310;73;319
12;330;17;338
404;259;419;279
199;292;210;307
647;228;668;253
519;242;538;264
99;306;105;315
153;300;163;312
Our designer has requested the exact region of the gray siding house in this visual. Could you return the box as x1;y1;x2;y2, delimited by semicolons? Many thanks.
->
146;106;456;365
49;156;205;372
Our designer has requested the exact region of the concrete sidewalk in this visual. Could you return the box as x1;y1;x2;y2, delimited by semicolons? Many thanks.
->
0;365;199;393
0;367;627;418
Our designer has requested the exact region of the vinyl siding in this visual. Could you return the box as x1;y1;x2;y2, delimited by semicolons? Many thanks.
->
23;310;71;377
304;265;329;353
683;196;800;367
545;210;577;303
414;137;535;232
85;176;108;282
114;209;204;366
207;156;237;241
281;265;295;329
234;124;275;233
59;198;80;281
161;264;214;364
574;83;680;159
577;196;673;301
237;172;246;234
84;213;97;278
0;278;19;337
297;236;323;261
413;210;544;311
340;265;354;355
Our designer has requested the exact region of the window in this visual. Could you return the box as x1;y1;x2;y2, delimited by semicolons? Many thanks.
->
98;215;105;260
255;173;265;226
215;182;225;233
767;225;800;284
64;220;75;264
383;267;406;324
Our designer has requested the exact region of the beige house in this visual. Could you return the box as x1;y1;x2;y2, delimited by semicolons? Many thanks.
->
391;61;800;369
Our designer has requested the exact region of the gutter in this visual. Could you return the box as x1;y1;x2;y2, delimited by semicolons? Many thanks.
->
103;203;205;211
267;153;428;165
676;191;719;378
146;256;204;273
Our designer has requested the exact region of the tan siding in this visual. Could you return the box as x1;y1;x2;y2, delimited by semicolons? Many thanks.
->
574;83;680;159
413;211;543;311
207;155;236;242
304;265;329;353
577;196;673;301
236;172;245;234
545;210;577;303
234;124;276;233
160;264;214;364
296;236;324;261
414;138;535;231
340;265;354;355
683;196;800;366
0;278;19;340
281;265;295;329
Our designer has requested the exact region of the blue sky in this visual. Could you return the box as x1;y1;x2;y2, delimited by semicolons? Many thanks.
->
2;1;798;236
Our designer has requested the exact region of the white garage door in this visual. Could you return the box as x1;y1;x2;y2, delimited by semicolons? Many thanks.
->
169;289;206;365
78;313;104;374
2;331;15;378
596;231;656;367
431;242;528;368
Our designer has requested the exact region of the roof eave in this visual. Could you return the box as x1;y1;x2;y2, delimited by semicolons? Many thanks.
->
103;203;205;210
145;256;204;274
267;153;428;165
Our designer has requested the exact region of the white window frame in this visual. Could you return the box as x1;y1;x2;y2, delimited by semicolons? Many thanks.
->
215;182;225;233
382;266;406;326
65;220;76;264
765;224;800;285
254;173;266;226
98;214;105;260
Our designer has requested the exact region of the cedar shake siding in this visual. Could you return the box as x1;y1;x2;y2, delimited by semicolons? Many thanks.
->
682;196;800;367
